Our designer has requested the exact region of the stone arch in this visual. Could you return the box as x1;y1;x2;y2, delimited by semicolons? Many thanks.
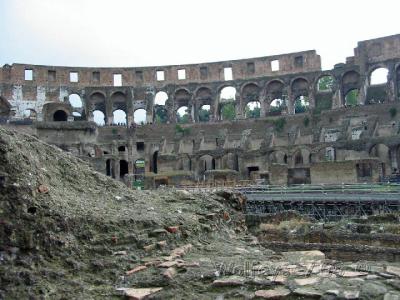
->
89;92;107;121
344;89;359;107
370;143;391;175
316;75;334;92
106;159;116;178
369;66;389;85
218;86;237;121
134;108;147;125
119;160;129;178
53;110;68;122
222;152;239;171
241;82;260;104
291;148;311;167
342;70;361;105
22;109;37;119
174;88;192;123
154;91;169;124
195;87;213;122
198;154;215;175
269;150;287;164
366;66;389;104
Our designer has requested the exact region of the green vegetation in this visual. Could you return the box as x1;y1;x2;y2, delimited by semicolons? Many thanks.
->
294;96;309;114
220;102;235;120
390;107;397;118
303;116;310;127
198;108;210;122
345;89;358;106
245;104;260;118
175;124;191;135
273;117;286;132
154;105;168;124
318;75;334;91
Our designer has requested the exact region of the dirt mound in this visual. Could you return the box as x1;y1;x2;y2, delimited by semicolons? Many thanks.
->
0;127;252;299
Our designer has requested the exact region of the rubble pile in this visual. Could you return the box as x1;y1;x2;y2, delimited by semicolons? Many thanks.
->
1;127;400;299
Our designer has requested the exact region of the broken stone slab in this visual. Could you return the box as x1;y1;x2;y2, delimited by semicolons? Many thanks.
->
384;292;400;300
281;250;325;264
163;267;177;280
266;275;287;284
143;244;156;252
254;287;291;299
124;287;163;300
294;277;320;286
149;228;168;237
170;244;192;258
339;271;368;278
342;290;360;299
126;265;147;276
294;287;323;297
387;266;400;277
113;250;127;256
158;259;184;268
212;276;246;287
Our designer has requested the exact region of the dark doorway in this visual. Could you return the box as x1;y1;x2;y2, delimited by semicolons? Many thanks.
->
247;166;259;178
287;168;311;185
212;158;216;170
53;110;68;121
152;151;158;174
106;159;112;176
120;160;129;178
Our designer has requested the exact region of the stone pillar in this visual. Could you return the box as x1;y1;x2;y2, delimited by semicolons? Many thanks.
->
145;88;155;124
358;75;367;105
235;91;244;119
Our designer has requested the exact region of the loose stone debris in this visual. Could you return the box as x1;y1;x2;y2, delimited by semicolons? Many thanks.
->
1;126;400;299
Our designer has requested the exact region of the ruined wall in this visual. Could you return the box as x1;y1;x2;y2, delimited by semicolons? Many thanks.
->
4;34;400;185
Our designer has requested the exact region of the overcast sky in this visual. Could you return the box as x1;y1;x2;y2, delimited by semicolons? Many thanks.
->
0;0;399;70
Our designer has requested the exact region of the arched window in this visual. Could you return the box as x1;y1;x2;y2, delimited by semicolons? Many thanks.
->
370;68;388;85
198;104;210;122
113;109;127;125
270;98;284;115
154;91;168;124
177;106;190;124
154;91;168;106
68;94;83;108
93;110;105;126
317;76;334;92
134;109;147;125
220;86;236;102
245;101;261;118
345;89;358;107
294;96;309;114
53;110;68;121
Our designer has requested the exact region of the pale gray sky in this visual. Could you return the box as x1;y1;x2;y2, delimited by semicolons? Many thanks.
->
1;0;399;70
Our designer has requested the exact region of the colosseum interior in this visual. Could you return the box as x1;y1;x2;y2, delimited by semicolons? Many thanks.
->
2;34;400;188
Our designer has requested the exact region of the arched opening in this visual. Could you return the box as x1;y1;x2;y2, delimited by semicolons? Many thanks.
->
113;109;127;125
154;91;168;124
53;110;68;121
93;110;105;126
325;147;335;161
68;94;83;108
219;102;235;121
119;160;129;178
212;158;216;170
199;155;214;175
22;109;37;119
245;101;261;118
317;75;334;92
270;98;284;115
118;145;126;152
106;159;115;178
294;152;303;167
177;106;190;124
370;144;390;176
198;105;210;122
219;86;236;102
269;151;287;165
370;68;389;85
152;151;158;174
284;154;288;164
294;96;309;114
345;89;359;107
134;109;147;125
154;91;168;106
242;83;259;103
